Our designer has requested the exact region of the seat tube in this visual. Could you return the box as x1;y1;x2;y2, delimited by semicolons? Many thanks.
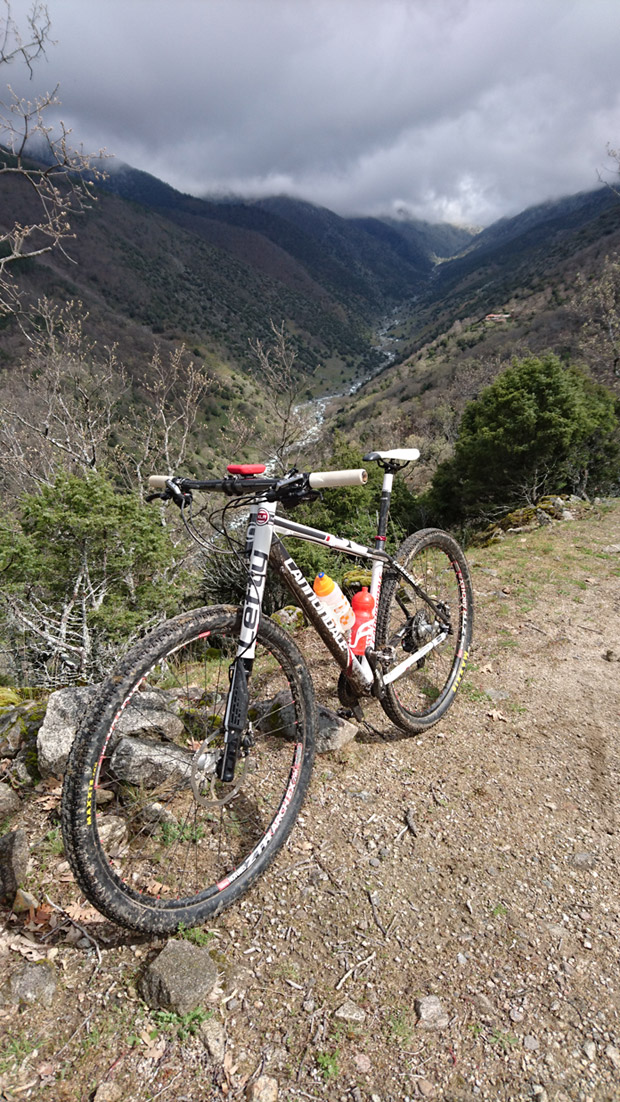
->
237;500;276;658
370;469;393;605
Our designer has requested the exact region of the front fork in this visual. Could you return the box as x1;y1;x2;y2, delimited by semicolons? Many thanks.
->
217;502;275;782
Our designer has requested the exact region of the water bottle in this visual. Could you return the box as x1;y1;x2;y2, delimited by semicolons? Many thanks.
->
351;587;375;655
313;572;355;634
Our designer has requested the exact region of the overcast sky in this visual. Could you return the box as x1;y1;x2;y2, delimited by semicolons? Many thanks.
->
5;0;620;226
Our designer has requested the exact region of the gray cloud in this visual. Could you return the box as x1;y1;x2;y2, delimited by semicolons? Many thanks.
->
7;0;620;224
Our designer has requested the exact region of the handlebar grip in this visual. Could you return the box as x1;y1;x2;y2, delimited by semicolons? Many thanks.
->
148;475;171;490
308;468;368;489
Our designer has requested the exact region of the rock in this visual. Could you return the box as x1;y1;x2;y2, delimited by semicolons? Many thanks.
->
271;606;306;630
138;801;178;826
12;888;39;913
246;1077;278;1102
37;686;185;776
138;940;217;1015
583;1041;596;1061
418;1081;436;1098
473;993;494;1019
37;686;96;776
602;544;620;554
315;706;358;753
0;828;29;902
334;999;366;1023
535;509;553;526
456;953;468;966
415;995;449;1031
0;711;26;758
604;1044;620;1069
523;1035;539;1051
354;1053;372;1073
510;1008;524;1023
115;690;185;740
93;1084;123;1102
0;781;20;817
5;960;57;1007
256;693;358;752
603;649;619;662
109;737;191;787
254;690;297;740
568;852;597;870
201;1016;226;1063
96;816;129;851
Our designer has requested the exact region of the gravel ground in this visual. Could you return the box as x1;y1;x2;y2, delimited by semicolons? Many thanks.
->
0;501;619;1102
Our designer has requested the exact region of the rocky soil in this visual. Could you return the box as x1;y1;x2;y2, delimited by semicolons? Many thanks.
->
0;500;619;1102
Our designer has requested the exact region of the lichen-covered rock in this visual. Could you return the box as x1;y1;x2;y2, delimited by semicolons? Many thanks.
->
271;606;306;630
0;828;29;902
138;939;217;1015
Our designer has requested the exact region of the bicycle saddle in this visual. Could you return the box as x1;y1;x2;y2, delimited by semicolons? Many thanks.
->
363;449;420;463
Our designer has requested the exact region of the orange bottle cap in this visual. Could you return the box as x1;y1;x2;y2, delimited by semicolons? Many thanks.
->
313;572;335;597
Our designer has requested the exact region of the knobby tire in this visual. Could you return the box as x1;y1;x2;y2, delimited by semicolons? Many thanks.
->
61;605;315;934
376;529;473;733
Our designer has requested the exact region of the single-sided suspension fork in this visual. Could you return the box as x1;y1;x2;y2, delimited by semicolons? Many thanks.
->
216;501;274;783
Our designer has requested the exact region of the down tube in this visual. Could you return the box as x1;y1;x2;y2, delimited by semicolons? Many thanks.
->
268;537;372;696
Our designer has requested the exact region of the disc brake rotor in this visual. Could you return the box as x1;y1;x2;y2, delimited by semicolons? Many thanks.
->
190;731;249;808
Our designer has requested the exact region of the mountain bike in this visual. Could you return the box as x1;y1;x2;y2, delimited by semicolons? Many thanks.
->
61;449;473;933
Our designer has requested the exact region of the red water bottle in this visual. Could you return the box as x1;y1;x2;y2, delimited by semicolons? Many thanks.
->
351;587;374;655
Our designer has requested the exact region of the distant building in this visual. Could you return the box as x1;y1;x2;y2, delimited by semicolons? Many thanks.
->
485;313;511;321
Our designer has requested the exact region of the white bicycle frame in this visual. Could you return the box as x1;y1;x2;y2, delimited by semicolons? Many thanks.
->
234;468;450;700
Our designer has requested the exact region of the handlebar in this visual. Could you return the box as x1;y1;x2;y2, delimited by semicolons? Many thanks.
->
146;467;368;506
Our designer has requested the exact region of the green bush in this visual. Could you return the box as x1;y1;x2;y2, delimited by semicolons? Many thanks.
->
0;471;179;684
427;353;619;526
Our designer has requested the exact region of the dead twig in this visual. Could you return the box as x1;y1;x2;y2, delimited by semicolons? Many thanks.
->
335;950;376;991
366;889;388;937
44;894;102;967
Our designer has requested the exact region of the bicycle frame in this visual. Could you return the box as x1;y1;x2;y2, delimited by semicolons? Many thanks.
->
216;462;453;781
233;467;450;697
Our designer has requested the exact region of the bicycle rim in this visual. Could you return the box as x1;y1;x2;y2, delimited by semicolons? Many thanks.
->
62;606;315;932
376;530;473;733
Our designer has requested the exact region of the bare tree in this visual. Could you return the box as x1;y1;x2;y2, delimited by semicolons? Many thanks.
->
0;0;104;315
249;320;314;473
572;255;620;388
0;298;126;492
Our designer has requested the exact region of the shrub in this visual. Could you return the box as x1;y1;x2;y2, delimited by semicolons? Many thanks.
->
427;353;619;526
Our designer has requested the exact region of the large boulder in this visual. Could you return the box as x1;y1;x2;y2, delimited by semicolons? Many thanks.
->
109;737;191;787
37;686;185;777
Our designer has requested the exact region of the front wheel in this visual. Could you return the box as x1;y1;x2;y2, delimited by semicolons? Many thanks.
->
375;529;473;733
61;606;315;934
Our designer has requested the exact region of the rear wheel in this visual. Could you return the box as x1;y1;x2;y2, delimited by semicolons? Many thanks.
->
61;605;315;933
375;529;473;733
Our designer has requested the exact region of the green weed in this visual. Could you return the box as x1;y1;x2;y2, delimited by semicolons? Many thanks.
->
389;1008;413;1044
177;921;215;947
152;1006;211;1041
316;1050;339;1081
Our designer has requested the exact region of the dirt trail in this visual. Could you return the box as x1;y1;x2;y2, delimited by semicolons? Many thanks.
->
1;501;619;1101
